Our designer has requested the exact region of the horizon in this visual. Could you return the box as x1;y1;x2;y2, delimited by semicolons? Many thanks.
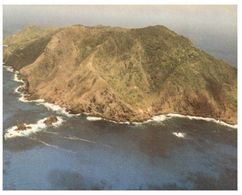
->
3;5;237;66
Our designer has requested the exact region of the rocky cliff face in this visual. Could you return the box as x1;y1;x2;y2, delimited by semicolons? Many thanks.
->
3;25;237;124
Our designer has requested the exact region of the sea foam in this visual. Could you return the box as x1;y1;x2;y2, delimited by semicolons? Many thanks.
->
3;65;14;72
86;115;130;124
166;113;237;129
14;85;22;94
85;112;236;129
150;115;170;122
4;116;64;139
86;116;102;121
38;102;80;117
13;73;24;83
172;132;186;138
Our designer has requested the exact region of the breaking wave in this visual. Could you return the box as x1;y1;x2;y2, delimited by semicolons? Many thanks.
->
37;102;79;117
4;116;64;139
14;85;22;94
172;132;186;138
86;115;131;124
3;65;14;73
86;116;102;121
86;113;237;129
146;115;169;123
166;113;237;129
13;73;24;83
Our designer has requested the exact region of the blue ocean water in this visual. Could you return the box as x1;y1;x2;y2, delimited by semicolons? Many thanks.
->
3;68;237;190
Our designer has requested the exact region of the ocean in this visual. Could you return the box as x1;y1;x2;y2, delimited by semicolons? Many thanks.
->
3;67;237;190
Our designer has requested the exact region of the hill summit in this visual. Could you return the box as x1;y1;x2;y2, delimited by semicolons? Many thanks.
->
3;25;237;124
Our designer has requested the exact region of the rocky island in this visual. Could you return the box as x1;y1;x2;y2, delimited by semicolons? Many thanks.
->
3;25;237;124
43;115;58;126
16;123;31;131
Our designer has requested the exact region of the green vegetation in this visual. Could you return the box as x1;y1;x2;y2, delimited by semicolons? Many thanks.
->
3;25;58;69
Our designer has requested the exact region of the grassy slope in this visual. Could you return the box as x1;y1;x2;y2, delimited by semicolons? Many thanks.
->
3;25;58;70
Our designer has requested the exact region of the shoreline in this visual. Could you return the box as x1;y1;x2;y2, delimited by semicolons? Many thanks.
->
11;69;80;117
4;65;237;129
85;113;237;129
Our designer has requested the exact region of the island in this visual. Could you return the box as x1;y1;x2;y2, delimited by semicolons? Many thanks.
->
3;25;237;124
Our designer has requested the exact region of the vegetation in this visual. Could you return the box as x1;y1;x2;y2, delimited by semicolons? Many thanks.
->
3;25;58;69
3;25;237;123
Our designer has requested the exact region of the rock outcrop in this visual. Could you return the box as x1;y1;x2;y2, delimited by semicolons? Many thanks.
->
16;123;31;131
43;116;58;126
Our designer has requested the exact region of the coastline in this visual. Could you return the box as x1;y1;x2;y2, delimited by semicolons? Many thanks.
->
4;65;237;129
11;69;80;117
85;112;237;129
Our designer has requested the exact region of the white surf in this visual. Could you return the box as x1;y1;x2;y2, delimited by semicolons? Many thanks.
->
86;116;102;121
3;65;14;72
4;116;64;139
172;132;186;138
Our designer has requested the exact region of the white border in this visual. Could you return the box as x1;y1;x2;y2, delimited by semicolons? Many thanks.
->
0;0;240;194
0;0;239;5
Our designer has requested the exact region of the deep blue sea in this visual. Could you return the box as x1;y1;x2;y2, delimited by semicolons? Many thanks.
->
3;67;237;190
